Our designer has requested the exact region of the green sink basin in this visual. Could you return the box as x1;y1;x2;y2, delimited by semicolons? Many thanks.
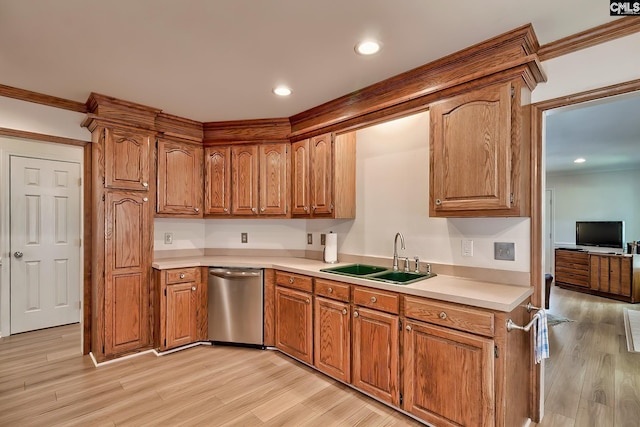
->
320;264;388;276
371;270;437;285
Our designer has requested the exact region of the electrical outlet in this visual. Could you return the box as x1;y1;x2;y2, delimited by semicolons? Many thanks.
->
307;233;313;245
494;242;515;261
164;232;173;244
241;232;248;244
462;239;473;257
321;234;326;245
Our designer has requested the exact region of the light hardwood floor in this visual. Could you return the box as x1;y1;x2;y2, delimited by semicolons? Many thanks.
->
1;286;639;427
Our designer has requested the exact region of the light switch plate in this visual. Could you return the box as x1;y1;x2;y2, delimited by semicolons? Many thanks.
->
241;232;248;244
494;242;515;261
307;233;313;245
462;239;473;257
321;234;326;245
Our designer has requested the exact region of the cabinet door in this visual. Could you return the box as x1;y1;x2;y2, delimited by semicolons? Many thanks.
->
104;191;150;355
310;133;333;216
204;146;231;215
314;297;350;383
157;139;203;215
231;145;259;215
352;306;399;406
291;139;311;216
166;282;198;349
275;286;313;364
104;128;151;191
259;143;289;216
430;83;511;215
403;320;495;427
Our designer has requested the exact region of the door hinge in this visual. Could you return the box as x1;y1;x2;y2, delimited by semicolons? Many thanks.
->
102;194;105;202
164;289;167;297
494;346;499;359
78;177;82;187
102;176;105;185
400;392;403;405
164;339;166;347
511;85;515;98
398;319;402;331
510;193;514;206
102;345;105;354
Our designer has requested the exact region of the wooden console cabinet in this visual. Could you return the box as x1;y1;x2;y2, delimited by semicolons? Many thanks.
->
555;248;639;303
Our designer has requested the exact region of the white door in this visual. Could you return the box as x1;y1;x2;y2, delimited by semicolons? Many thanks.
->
10;156;81;333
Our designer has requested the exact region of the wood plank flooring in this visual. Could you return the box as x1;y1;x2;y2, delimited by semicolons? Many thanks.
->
0;327;421;426
2;285;639;426
532;285;640;427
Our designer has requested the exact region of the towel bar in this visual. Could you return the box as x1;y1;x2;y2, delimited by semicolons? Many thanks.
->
526;302;541;312
506;317;538;332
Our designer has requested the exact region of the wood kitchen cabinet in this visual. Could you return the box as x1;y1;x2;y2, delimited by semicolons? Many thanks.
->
275;271;313;364
314;278;351;383
291;132;356;218
154;267;207;351
156;138;203;217
231;143;289;216
204;145;232;215
104;127;152;191
403;320;495;427
351;286;400;406
429;80;529;217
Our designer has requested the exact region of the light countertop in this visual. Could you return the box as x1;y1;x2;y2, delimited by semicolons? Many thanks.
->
153;256;533;312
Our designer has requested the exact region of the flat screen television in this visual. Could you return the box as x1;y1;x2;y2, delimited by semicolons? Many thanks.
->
575;221;625;249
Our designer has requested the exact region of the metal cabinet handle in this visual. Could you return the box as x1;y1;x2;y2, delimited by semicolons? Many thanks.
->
180;273;185;279
289;277;294;284
251;207;257;213
305;298;310;304
260;207;265;212
370;296;377;303
223;207;229;212
142;197;148;202
328;287;333;293
303;206;308;211
439;311;447;320
142;182;149;188
191;286;196;291
14;251;23;258
312;206;317;211
435;198;442;206
406;325;412;331
194;207;199;212
354;311;359;318
342;308;347;315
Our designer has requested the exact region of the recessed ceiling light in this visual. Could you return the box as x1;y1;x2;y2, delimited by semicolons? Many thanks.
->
574;157;586;163
273;86;292;96
355;40;382;56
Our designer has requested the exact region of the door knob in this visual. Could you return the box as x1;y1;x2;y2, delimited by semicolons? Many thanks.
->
13;251;23;258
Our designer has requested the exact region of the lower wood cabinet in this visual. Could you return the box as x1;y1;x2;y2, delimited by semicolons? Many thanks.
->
275;285;313;364
154;267;207;351
314;296;350;383
352;306;400;406
403;319;495;427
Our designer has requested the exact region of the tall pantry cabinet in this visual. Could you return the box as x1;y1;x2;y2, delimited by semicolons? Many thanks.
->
84;94;160;362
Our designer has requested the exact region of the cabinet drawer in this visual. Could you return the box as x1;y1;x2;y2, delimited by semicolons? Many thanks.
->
314;278;350;302
353;286;399;314
275;271;313;292
165;268;199;284
404;295;495;337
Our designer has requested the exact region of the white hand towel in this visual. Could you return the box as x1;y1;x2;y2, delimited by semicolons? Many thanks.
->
533;309;549;364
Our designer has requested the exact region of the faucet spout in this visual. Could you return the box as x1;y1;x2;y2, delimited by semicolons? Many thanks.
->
393;232;406;271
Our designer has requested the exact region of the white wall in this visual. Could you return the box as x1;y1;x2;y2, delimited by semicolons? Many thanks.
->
204;219;308;250
547;169;640;245
154;218;206;251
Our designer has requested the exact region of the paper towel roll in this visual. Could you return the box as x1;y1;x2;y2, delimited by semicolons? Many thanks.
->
324;232;338;263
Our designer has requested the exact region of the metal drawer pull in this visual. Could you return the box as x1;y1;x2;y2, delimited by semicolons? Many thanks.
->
342;308;347;315
143;197;148;202
191;286;196;291
142;182;148;187
406;325;412;332
439;311;447;320
289;277;294;284
328;287;333;293
305;298;310;304
370;296;377;303
194;207;199;212
180;273;185;279
354;311;359;318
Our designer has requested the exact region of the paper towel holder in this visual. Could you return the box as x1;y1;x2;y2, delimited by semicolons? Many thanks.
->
323;231;338;264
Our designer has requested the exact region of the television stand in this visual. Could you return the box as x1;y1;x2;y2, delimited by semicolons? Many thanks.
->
554;248;639;303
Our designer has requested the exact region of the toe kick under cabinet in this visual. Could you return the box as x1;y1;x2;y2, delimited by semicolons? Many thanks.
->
270;270;531;427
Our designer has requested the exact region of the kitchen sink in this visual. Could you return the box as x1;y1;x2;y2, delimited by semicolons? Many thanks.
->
320;264;388;276
321;263;436;285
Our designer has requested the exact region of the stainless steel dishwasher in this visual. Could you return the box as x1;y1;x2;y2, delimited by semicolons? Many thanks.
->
208;267;264;347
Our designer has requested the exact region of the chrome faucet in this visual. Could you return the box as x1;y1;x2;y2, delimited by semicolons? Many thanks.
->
393;232;406;271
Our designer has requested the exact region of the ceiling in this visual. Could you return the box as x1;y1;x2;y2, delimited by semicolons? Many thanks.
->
0;1;635;175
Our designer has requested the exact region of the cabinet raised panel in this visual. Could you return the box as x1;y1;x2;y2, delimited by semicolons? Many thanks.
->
351;306;399;406
291;139;311;215
231;145;259;215
104;128;151;191
314;296;350;383
310;134;333;215
157;139;203;216
430;82;515;216
275;285;313;364
204;146;231;215
104;191;150;355
403;320;495;427
166;282;198;349
259;144;289;215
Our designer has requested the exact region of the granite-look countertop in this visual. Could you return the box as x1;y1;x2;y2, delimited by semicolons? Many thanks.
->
152;256;533;312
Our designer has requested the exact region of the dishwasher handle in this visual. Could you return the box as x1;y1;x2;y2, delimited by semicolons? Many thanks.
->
209;268;262;279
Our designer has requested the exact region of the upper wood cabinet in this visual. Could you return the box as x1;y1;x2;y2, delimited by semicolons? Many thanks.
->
104;128;152;191
204;146;232;215
291;132;356;219
156;138;203;217
429;81;530;217
231;143;289;217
